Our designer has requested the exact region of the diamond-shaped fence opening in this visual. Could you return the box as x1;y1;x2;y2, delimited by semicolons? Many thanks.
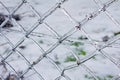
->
0;0;120;80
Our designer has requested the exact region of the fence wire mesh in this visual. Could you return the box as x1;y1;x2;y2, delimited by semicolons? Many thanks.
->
0;0;120;80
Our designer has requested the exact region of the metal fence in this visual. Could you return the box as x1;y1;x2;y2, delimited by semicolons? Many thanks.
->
0;0;120;80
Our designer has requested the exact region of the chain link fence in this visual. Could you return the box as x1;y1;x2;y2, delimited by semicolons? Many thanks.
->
0;0;120;80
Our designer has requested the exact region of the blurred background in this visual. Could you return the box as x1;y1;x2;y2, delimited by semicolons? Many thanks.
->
0;0;120;80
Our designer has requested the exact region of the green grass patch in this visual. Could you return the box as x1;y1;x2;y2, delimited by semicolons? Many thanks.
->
71;42;84;47
114;31;120;36
64;56;76;62
84;74;114;80
78;49;86;56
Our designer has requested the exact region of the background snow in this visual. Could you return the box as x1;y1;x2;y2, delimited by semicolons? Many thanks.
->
0;0;120;80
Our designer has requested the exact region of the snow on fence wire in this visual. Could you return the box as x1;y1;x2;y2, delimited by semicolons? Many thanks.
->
0;0;120;80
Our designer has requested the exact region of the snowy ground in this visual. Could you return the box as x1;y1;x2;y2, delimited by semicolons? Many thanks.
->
0;0;120;80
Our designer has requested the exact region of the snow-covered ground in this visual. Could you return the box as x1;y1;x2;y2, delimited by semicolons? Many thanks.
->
0;0;120;80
